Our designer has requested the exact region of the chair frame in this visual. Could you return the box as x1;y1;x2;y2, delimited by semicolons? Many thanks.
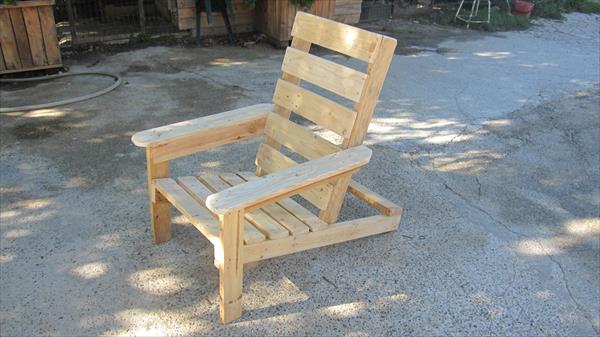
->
132;12;402;324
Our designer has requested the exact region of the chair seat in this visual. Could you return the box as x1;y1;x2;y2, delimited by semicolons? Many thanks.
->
153;172;329;246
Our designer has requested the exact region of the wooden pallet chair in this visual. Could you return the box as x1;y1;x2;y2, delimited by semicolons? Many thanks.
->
131;11;401;324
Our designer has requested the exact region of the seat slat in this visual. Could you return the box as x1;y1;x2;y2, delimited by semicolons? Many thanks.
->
273;79;357;138
281;47;367;102
219;173;310;235
176;176;266;244
291;12;383;63
199;174;290;240
237;172;328;232
153;178;220;245
256;143;333;210
264;112;340;161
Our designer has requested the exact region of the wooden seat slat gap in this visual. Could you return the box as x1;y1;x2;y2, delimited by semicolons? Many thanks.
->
176;176;266;244
236;172;328;232
198;174;290;239
153;178;220;245
220;173;311;235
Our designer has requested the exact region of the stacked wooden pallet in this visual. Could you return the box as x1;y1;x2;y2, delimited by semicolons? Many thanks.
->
332;0;361;24
175;0;254;35
0;0;62;75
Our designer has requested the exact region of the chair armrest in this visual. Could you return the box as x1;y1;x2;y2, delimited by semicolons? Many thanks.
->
131;103;273;162
205;146;372;215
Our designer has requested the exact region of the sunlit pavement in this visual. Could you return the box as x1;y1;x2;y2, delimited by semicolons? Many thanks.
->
1;13;598;336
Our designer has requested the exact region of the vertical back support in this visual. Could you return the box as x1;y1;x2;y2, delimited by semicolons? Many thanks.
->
256;12;397;223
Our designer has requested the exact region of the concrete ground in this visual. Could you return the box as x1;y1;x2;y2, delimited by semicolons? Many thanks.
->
1;13;599;336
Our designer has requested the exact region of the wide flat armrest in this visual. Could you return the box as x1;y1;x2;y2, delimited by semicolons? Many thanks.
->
131;103;273;147
206;146;372;215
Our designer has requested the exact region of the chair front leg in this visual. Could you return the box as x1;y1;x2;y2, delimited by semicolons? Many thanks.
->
218;210;245;323
146;148;172;243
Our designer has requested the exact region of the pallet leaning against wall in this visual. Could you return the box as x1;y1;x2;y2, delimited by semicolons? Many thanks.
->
0;0;62;75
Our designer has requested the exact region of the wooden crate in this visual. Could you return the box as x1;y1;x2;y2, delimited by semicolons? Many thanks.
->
332;0;361;24
255;0;335;46
176;0;255;36
0;0;62;75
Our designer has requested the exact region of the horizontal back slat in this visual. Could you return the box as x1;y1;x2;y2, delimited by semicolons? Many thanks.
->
263;112;340;161
291;12;383;63
256;143;333;210
281;47;367;102
273;79;358;138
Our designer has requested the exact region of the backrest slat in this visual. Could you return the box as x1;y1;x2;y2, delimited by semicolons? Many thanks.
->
291;11;383;63
256;143;333;209
263;112;340;161
256;12;397;216
273;79;357;138
281;47;367;102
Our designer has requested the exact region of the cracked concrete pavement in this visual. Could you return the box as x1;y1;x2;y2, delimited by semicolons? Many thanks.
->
1;13;599;336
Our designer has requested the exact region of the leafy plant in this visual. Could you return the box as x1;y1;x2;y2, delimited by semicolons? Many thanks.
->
1;0;18;5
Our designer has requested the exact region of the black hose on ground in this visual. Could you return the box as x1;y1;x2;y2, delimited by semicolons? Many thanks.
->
0;72;122;113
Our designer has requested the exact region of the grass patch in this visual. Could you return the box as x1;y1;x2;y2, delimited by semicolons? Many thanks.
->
563;0;600;13
532;0;564;18
443;7;532;31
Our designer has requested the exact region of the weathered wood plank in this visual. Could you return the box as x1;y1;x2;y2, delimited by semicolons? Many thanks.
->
21;7;47;66
0;9;21;69
273;79;357;138
0;44;5;70
8;8;33;69
37;5;61;65
292;12;381;63
281;47;367;102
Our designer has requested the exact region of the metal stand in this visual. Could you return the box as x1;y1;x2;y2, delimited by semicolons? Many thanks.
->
454;0;491;28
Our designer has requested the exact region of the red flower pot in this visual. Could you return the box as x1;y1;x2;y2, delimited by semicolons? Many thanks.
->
513;0;534;17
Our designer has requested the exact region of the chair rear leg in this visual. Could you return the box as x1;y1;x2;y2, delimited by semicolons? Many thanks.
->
319;174;353;224
218;210;244;323
146;148;172;243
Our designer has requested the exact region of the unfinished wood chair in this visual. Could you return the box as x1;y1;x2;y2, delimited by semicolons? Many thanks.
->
131;12;401;324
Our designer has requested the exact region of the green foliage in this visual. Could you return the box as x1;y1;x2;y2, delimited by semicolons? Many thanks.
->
531;0;564;18
563;0;600;13
1;0;17;5
448;7;531;31
290;0;316;7
481;8;532;31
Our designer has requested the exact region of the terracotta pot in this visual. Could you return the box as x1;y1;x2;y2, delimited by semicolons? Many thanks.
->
513;0;534;17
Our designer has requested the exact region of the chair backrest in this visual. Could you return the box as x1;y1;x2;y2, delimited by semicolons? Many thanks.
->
255;12;397;213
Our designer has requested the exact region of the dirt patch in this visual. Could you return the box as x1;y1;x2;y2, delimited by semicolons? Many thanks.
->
12;120;79;140
359;18;486;55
